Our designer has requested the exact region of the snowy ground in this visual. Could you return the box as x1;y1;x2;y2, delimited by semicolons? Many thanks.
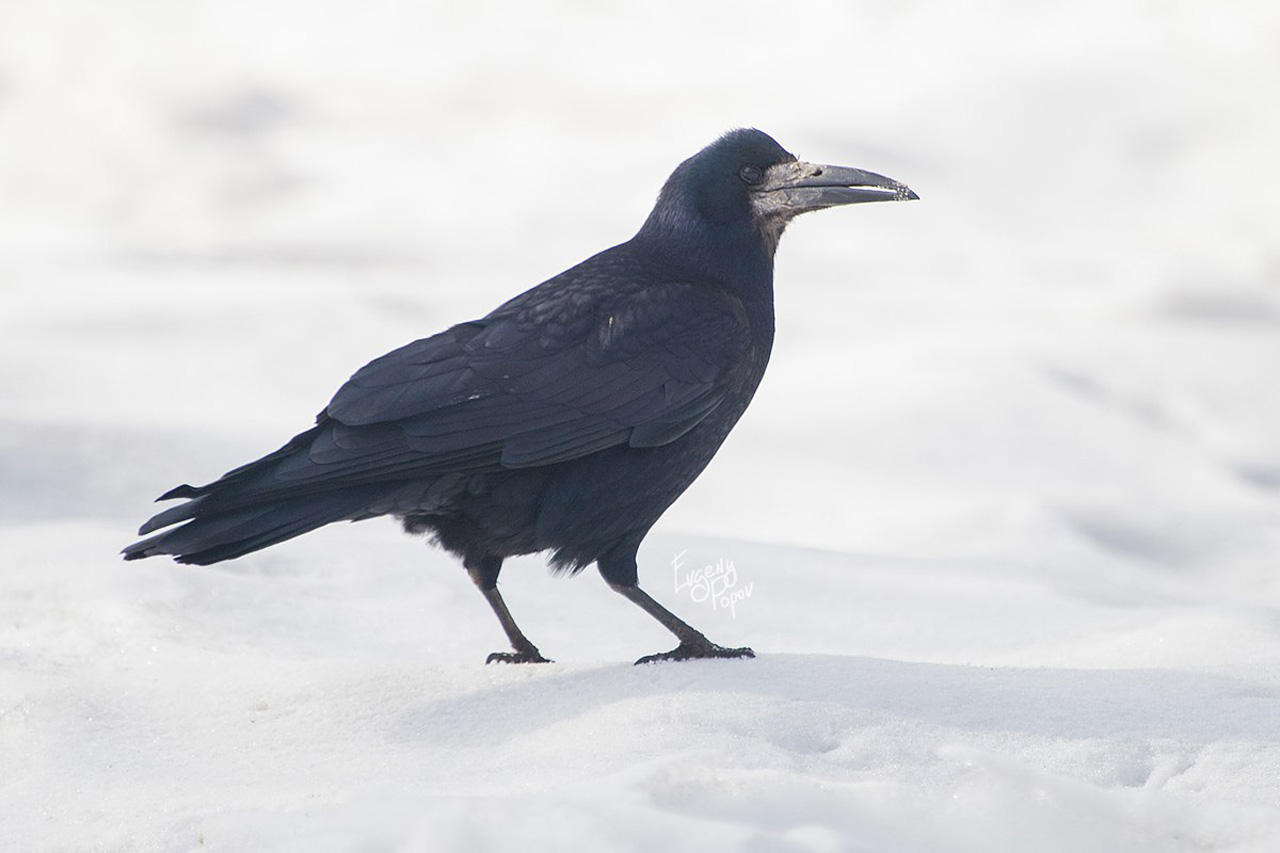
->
3;1;1280;851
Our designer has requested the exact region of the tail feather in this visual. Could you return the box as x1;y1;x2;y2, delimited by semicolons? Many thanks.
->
124;420;396;565
158;484;201;501
122;487;387;565
138;495;209;535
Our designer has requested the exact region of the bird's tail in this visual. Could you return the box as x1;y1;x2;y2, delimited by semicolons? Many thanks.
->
123;423;392;565
122;487;385;565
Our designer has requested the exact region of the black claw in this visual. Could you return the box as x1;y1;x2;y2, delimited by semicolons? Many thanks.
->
485;649;553;665
634;641;755;665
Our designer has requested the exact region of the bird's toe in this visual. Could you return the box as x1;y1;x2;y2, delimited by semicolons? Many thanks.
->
485;649;553;665
634;641;755;665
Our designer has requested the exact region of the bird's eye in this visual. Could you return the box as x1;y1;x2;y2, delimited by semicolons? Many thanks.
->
739;165;764;186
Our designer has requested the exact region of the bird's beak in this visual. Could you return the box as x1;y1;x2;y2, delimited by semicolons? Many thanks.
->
756;160;918;217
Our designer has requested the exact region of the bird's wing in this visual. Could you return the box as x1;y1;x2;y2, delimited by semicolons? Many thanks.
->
271;281;752;486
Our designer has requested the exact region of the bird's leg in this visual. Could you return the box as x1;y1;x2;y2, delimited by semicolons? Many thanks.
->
606;581;755;664
465;554;551;665
478;587;552;665
597;543;752;664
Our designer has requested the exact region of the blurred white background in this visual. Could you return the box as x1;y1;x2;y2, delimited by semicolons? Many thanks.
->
3;0;1277;573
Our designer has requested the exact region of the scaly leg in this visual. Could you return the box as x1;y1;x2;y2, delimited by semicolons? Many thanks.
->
465;553;551;664
597;539;753;665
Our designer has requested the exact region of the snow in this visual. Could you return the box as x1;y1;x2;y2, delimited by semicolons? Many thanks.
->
3;1;1280;850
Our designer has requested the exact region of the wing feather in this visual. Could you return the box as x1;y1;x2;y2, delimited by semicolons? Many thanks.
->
302;277;751;485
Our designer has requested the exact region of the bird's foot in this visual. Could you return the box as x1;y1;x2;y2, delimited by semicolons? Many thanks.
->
634;640;755;665
485;647;553;665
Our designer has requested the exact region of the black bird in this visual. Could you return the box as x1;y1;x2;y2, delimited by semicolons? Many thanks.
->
124;129;916;664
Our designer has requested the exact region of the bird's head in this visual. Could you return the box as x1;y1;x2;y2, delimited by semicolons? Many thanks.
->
638;128;917;262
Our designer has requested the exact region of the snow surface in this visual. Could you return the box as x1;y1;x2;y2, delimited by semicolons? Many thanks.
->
3;1;1280;850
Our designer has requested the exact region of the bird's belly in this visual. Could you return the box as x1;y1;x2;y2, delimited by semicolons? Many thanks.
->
531;393;751;566
402;366;762;571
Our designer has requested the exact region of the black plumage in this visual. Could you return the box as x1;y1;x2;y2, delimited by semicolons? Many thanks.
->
124;129;916;664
